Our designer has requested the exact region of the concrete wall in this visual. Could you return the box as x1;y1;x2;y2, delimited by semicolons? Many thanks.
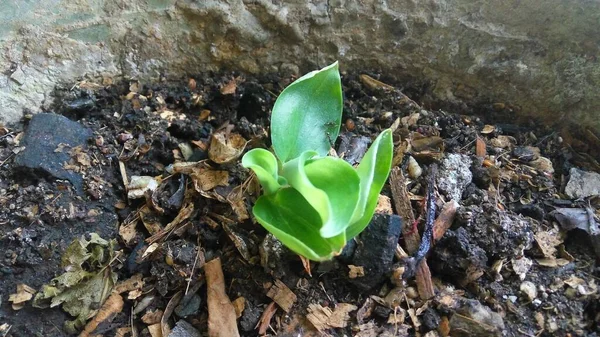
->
1;0;599;131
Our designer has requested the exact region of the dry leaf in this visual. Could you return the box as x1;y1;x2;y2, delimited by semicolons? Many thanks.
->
534;229;563;258
208;131;247;164
227;185;249;221
481;125;496;134
359;74;395;91
232;297;246;318
205;258;240;337
266;279;297;313
401;113;420;127
119;221;137;245
80;292;124;337
142;310;164;325
8;284;36;310
191;167;229;192
300;255;312;277
127;176;159;199
114;274;144;295
139;206;163;235
148;323;163;337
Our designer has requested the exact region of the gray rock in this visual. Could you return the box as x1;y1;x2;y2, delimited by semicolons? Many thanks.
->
168;320;201;337
0;1;599;136
437;154;472;201
14;113;93;194
348;214;402;290
565;168;600;199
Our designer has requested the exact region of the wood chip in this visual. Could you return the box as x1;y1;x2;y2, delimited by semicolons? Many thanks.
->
359;74;395;91
306;303;333;331
205;258;240;337
148;323;163;337
328;303;358;328
432;200;459;241
266;279;297;313
476;136;486;158
348;265;365;278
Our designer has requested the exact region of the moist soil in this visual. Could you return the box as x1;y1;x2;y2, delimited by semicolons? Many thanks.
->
0;71;598;337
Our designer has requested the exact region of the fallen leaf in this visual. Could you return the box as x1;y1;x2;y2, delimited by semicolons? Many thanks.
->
142;310;164;325
8;284;36;310
119;221;137;245
79;292;124;337
127;176;159;199
481;125;496;134
220;79;238;95
232;297;246;318
191;167;229;192
205;258;240;337
148;323;163;337
359;74;395;91
208;130;247;164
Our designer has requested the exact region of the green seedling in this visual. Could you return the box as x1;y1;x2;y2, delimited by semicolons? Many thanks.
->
242;62;393;261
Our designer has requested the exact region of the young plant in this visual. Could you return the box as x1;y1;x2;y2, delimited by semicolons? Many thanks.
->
242;62;393;261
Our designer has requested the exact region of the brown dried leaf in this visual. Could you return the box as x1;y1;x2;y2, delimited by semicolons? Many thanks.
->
80;292;124;337
191;167;229;192
536;257;570;267
148;323;163;337
534;228;563;258
300;255;312;277
140;205;163;235
356;297;376;324
481;125;496;134
266;279;297;313
232;297;246;318
227;185;249;221
410;134;444;152
113;274;144;295
209;131;247;164
359;74;395;91
142;310;164;325
8;284;36;309
205;258;240;337
118;221;137;245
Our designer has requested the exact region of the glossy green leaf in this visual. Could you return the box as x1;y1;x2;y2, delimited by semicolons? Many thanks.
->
282;151;360;238
241;148;281;195
271;62;343;163
346;129;394;239
252;187;346;261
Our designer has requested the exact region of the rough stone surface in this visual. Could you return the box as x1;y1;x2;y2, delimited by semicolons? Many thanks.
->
168;320;201;337
348;214;402;290
0;0;599;133
565;168;600;199
437;153;472;201
14;113;93;194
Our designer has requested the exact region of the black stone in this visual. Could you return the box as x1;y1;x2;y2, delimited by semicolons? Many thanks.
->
429;228;488;283
348;214;402;290
422;308;441;332
14;113;93;194
240;302;262;332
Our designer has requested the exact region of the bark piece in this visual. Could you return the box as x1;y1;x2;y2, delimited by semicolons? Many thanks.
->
266;279;297;313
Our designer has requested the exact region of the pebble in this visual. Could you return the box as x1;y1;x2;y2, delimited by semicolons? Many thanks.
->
520;281;537;301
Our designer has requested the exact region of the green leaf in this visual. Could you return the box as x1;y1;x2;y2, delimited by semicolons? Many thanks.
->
242;148;282;195
282;151;360;238
252;187;346;261
271;62;343;163
346;129;394;239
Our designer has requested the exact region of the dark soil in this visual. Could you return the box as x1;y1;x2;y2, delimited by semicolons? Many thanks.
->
0;70;598;337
